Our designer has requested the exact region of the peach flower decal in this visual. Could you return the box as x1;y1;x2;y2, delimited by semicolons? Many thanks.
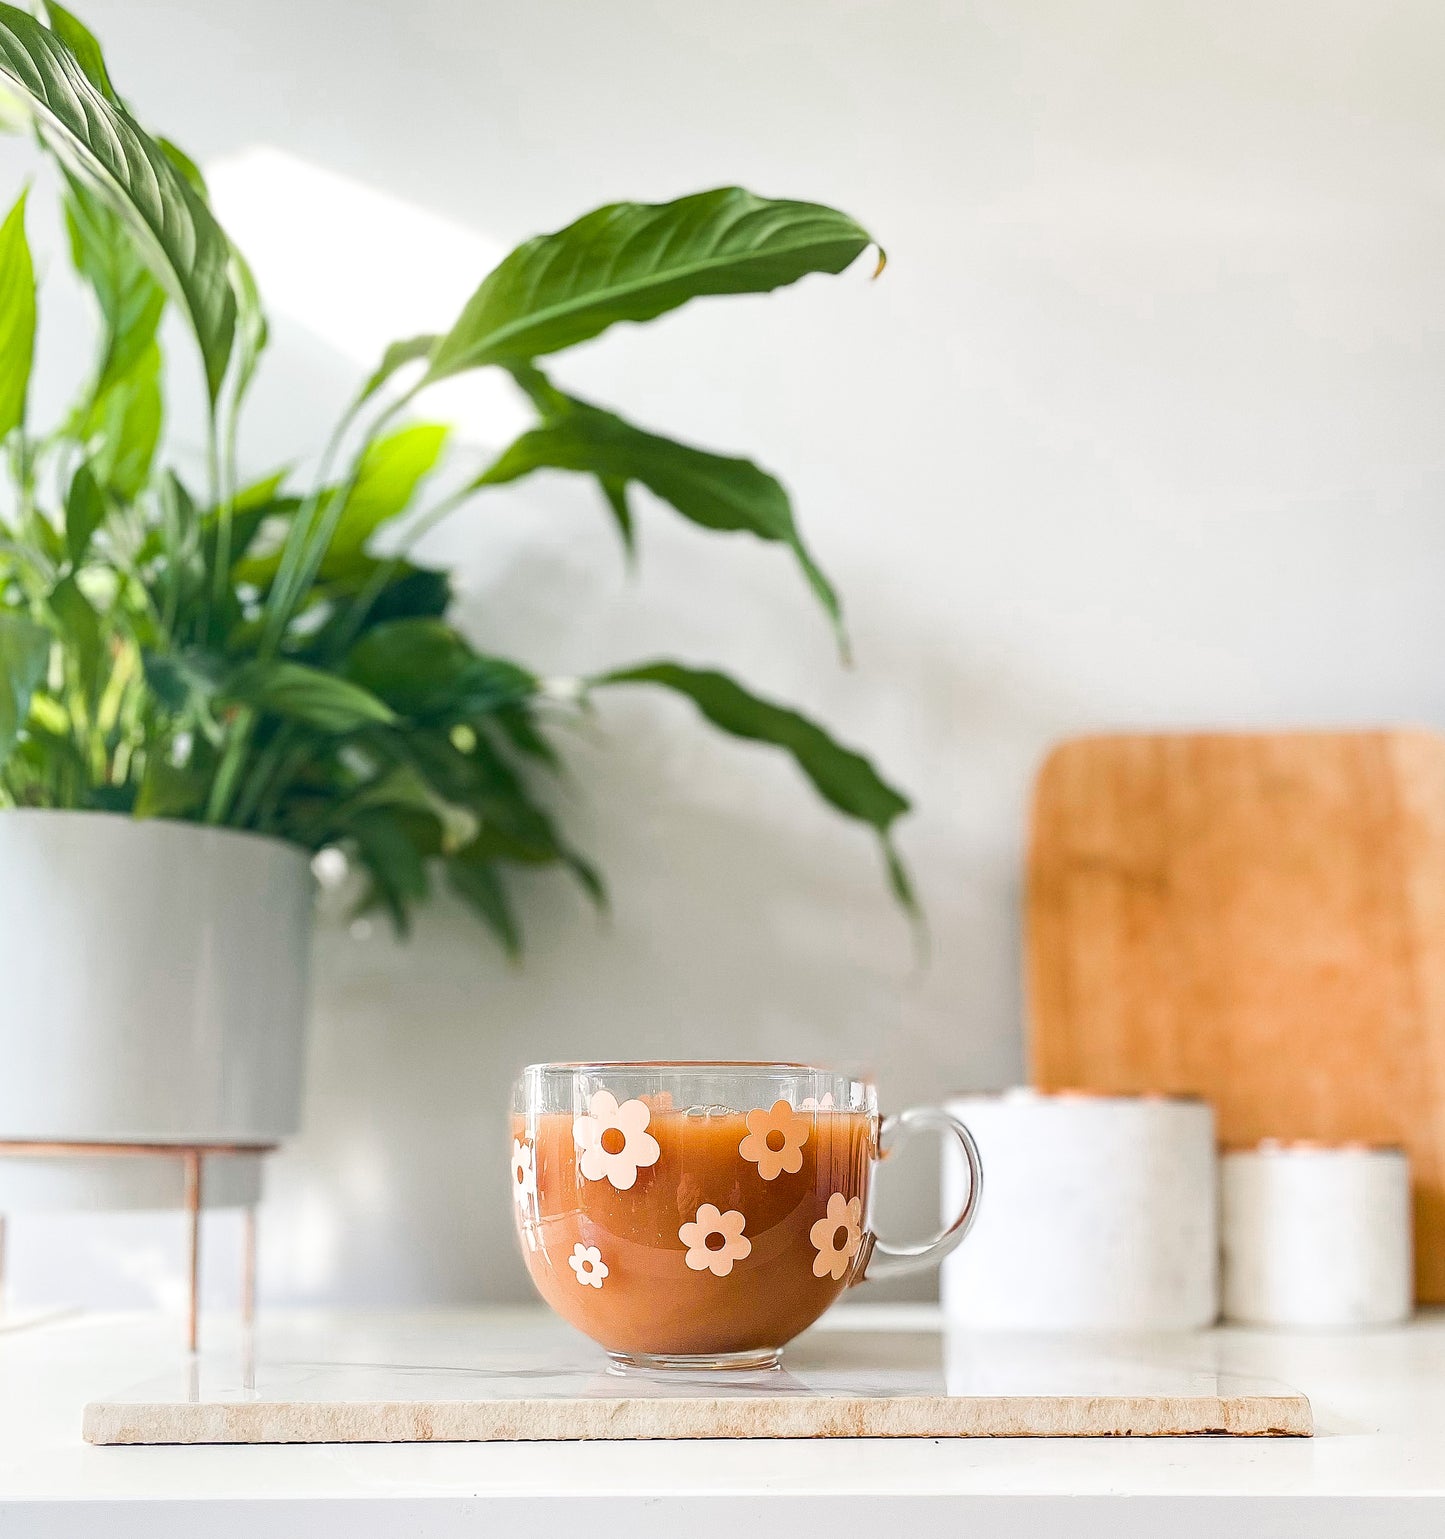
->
810;1192;864;1280
568;1242;608;1288
738;1099;810;1180
800;1092;836;1111
511;1138;537;1211
679;1204;752;1277
573;1090;661;1190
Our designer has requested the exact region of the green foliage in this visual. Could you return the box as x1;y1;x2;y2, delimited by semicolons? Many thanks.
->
0;5;913;954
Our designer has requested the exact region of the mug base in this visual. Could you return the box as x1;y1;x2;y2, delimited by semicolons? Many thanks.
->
607;1345;783;1372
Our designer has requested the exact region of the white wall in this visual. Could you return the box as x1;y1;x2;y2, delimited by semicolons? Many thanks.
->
4;0;1445;1308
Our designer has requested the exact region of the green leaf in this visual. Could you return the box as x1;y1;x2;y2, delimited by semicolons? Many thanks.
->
83;337;161;498
141;646;226;713
354;333;439;409
478;386;842;648
41;3;115;99
64;175;166;404
46;573;100;696
426;187;877;380
321;423;448;576
594;660;913;908
134;753;208;819
0;611;50;767
0;189;35;439
221;659;396;733
63;462;105;566
0;4;236;401
346;618;535;718
348;806;431;936
445;850;521;957
241;427;448;589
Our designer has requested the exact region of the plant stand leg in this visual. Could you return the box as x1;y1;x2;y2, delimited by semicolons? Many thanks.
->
241;1206;257;1329
183;1151;202;1353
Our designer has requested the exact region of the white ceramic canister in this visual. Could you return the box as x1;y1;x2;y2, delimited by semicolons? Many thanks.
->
1221;1143;1412;1328
941;1089;1218;1330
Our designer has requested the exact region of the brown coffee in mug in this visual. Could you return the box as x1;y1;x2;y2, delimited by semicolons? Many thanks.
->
511;1062;981;1369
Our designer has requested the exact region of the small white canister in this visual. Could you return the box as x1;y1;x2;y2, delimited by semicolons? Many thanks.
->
941;1089;1218;1331
1221;1143;1412;1328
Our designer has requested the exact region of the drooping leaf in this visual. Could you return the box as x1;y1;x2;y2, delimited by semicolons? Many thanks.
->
426;187;877;380
0;611;50;766
63;175;166;404
594;660;914;909
220;659;396;733
63;462;105;566
0;189;35;439
348;806;432;936
477;385;842;648
0;4;236;401
445;848;521;957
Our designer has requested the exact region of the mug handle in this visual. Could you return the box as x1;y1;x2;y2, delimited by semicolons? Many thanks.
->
853;1105;983;1284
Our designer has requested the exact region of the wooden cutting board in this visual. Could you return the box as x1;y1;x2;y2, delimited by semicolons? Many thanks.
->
1027;730;1445;1300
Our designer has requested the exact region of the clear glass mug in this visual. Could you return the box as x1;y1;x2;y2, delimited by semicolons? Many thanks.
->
509;1061;983;1369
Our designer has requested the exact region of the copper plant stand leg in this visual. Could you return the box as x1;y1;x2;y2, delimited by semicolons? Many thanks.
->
0;1140;276;1346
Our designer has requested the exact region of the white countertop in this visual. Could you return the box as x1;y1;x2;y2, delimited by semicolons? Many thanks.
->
4;1303;1444;1538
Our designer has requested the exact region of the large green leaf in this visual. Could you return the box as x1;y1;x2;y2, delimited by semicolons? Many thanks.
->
595;660;914;909
425;187;876;380
478;382;842;646
0;4;235;401
64;176;166;404
0;189;35;439
0;612;50;766
354;333;439;410
220;659;396;733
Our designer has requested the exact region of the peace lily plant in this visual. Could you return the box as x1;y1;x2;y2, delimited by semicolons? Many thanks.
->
0;3;912;953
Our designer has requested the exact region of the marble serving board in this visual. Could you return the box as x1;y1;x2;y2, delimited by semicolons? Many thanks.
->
83;1309;1312;1443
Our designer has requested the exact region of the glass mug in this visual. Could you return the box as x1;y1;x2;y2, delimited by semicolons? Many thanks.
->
510;1061;983;1369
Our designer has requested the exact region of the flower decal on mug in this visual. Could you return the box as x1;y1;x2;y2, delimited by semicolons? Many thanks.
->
568;1243;608;1288
679;1204;752;1276
511;1138;537;1211
738;1099;810;1180
811;1192;864;1280
573;1090;661;1190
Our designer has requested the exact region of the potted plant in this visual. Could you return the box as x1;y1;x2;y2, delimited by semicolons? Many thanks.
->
0;4;912;1166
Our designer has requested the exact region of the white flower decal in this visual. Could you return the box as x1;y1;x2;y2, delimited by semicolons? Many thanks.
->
573;1090;661;1190
679;1204;752;1277
568;1242;608;1288
511;1138;537;1211
810;1191;864;1280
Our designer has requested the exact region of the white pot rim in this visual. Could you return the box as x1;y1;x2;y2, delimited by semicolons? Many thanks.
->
0;806;311;864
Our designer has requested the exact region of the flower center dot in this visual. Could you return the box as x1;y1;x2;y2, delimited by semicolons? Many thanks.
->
765;1130;786;1152
833;1225;850;1251
601;1127;627;1155
705;1231;728;1251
